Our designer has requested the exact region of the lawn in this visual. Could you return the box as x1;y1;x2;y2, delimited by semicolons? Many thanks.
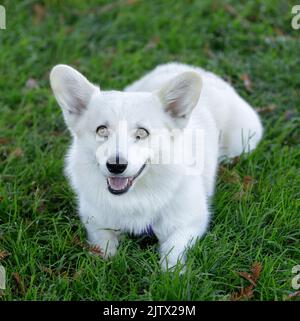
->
0;0;299;301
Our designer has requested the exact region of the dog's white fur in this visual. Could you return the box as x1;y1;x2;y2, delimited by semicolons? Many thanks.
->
50;62;263;270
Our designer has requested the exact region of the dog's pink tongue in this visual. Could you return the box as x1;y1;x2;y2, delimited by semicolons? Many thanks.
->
108;177;129;190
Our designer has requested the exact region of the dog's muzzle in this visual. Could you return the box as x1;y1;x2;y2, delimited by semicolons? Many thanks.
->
107;163;147;195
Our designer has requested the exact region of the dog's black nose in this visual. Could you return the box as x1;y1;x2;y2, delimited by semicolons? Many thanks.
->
106;155;128;174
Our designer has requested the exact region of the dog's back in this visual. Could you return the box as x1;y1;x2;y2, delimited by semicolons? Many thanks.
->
125;62;263;160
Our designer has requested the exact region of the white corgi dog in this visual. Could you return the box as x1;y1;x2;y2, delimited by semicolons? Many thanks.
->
50;62;263;271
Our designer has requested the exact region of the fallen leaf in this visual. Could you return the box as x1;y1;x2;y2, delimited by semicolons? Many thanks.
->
72;235;103;256
288;291;300;299
230;262;262;301
237;271;256;286
32;4;46;24
255;104;277;114
231;284;254;301
0;138;10;145
0;250;10;261
12;272;26;295
251;262;262;283
88;244;102;256
243;175;254;191
240;73;252;92
72;235;85;248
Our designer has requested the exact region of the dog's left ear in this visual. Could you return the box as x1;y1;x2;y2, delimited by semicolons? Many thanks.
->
157;71;202;128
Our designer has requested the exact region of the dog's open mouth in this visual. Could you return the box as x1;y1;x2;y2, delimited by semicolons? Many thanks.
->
107;164;147;195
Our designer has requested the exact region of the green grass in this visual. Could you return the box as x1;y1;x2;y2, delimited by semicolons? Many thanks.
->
0;0;299;301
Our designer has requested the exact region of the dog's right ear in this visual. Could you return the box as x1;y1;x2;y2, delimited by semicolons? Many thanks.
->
157;71;202;128
50;64;99;129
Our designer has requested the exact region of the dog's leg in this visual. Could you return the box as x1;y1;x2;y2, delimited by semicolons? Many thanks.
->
154;188;210;272
157;222;207;272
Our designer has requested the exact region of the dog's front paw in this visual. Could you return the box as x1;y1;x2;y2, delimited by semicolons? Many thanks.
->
88;237;119;259
102;239;119;259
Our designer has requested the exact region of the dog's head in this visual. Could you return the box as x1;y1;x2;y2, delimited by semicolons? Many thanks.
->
50;65;202;195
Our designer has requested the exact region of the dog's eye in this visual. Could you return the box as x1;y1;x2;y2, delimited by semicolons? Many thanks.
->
96;125;109;138
135;128;149;140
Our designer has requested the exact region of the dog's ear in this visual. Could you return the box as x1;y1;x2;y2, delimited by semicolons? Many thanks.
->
50;64;99;129
157;71;202;128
